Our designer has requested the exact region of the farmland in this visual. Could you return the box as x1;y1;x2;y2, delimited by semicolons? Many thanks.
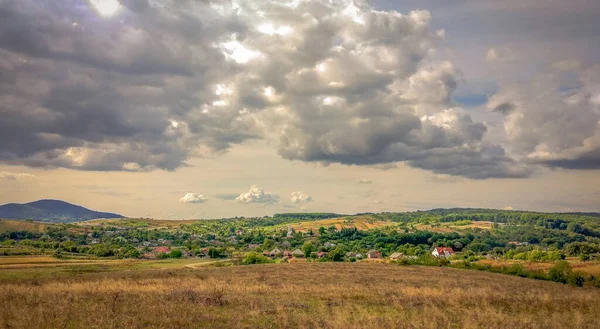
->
288;215;393;232
1;262;599;329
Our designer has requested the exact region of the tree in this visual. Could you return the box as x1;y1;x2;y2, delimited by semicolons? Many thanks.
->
169;249;183;259
329;247;345;262
302;242;315;258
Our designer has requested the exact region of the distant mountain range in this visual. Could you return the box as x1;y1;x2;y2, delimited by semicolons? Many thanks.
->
0;200;124;223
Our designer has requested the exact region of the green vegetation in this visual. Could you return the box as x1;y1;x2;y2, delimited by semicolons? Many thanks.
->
1;208;600;288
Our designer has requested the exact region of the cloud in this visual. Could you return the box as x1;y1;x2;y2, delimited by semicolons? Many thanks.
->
487;64;600;169
0;171;35;180
485;47;518;63
235;185;279;204
291;191;312;204
357;178;372;184
179;193;208;204
0;0;527;178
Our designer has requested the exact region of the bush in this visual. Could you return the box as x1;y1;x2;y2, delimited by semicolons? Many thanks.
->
169;249;183;259
242;252;272;265
548;261;572;284
567;271;587;287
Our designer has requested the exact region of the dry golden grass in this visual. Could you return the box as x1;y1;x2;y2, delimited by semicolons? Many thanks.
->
415;221;494;234
80;218;204;229
0;219;55;233
291;215;393;233
1;263;599;329
479;258;600;275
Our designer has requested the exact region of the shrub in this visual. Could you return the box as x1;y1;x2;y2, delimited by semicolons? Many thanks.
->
242;252;272;265
567;271;587;287
548;261;572;284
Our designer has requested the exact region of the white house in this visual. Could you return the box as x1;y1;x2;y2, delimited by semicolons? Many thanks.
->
432;247;454;258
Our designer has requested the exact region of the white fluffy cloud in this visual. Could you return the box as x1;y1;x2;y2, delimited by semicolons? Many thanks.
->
236;185;279;204
291;191;312;204
0;0;530;178
0;171;35;180
485;47;518;62
179;193;208;204
488;63;600;169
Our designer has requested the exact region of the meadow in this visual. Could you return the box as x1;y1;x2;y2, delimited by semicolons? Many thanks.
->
288;215;393;232
1;262;599;329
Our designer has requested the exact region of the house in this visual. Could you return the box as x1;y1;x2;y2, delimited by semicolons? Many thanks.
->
281;241;291;248
324;242;336;248
367;250;382;259
235;229;243;235
154;246;171;254
283;250;293;258
270;248;282;257
263;250;271;257
508;241;529;247
432;247;454;258
317;251;328;258
389;252;404;260
346;252;356;258
291;249;304;258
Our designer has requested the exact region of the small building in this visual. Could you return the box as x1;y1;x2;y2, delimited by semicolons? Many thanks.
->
367;250;382;259
432;247;454;258
389;252;404;260
154;246;171;254
346;252;356;258
292;249;304;258
355;253;364;259
270;248;282;257
283;250;293;258
324;242;336;248
317;251;328;258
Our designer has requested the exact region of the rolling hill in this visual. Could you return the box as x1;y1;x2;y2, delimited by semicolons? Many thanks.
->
0;199;124;223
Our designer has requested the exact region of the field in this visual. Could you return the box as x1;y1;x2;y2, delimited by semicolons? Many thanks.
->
415;221;494;233
0;219;55;233
289;215;393;232
1;262;599;329
477;258;600;275
80;218;202;229
0;256;223;282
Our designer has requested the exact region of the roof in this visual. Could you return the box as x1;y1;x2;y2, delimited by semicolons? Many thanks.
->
434;247;454;254
367;250;381;254
390;252;403;259
292;249;304;255
154;246;170;253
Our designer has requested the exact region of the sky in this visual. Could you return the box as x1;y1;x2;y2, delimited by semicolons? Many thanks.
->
0;0;599;219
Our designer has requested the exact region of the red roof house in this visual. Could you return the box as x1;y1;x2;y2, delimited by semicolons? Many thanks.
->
154;246;171;254
432;247;454;258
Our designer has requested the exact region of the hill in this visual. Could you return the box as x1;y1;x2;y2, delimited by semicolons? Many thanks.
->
0;262;599;328
0;200;124;223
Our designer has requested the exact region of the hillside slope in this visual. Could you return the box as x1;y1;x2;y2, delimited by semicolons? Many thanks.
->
0;200;124;223
0;263;599;328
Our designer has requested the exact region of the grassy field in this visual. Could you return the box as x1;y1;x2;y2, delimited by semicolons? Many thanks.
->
80;218;203;230
289;215;393;233
0;219;55;233
415;221;494;233
1;262;599;329
0;256;223;282
477;258;600;275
